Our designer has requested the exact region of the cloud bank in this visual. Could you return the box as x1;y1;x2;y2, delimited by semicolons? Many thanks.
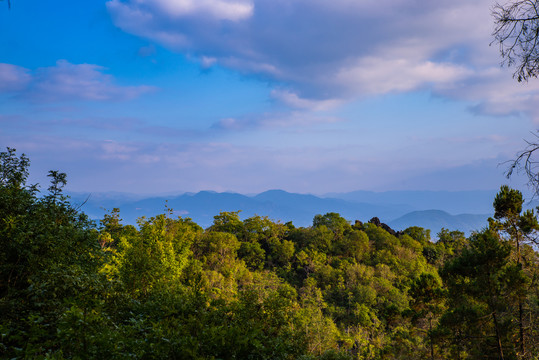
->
106;0;539;120
4;133;516;195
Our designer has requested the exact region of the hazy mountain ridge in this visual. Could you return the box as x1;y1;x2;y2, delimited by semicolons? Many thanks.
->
68;189;499;236
71;190;411;229
388;210;490;235
325;190;499;214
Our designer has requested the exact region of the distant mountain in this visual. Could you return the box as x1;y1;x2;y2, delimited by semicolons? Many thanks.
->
69;189;494;234
388;210;490;236
71;191;265;228
325;190;498;214
70;189;414;229
252;190;413;224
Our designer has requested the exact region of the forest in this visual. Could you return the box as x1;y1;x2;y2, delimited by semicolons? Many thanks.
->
1;148;538;360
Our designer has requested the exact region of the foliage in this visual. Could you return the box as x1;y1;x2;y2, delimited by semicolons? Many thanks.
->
1;150;538;359
0;149;103;358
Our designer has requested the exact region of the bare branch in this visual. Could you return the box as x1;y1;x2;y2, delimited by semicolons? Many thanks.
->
506;132;539;197
492;1;539;81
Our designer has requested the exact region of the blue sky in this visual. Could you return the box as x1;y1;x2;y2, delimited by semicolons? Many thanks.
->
1;0;537;195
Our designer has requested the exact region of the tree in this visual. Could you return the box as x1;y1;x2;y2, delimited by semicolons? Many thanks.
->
492;0;539;82
491;185;539;358
408;273;446;360
439;229;526;359
313;213;351;238
492;2;539;194
107;214;197;297
0;148;105;358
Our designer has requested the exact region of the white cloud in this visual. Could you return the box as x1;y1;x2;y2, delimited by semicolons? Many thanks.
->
213;117;243;130
0;60;155;102
335;58;472;95
436;66;539;122
0;63;31;92
211;111;342;131
29;60;155;102
107;0;516;99
270;89;342;110
101;140;139;160
150;0;254;21
106;0;537;117
200;56;217;69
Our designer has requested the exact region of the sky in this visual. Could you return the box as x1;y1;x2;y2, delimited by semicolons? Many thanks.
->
1;0;538;196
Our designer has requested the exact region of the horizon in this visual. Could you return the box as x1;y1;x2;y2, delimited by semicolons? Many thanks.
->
64;187;505;196
1;0;537;195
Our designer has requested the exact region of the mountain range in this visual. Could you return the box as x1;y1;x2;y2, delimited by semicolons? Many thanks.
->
66;189;512;237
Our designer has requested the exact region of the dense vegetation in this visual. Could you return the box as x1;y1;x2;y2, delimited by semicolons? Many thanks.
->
1;148;538;359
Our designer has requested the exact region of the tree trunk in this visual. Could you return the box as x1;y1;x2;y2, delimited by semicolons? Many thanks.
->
519;302;524;358
429;317;434;360
516;230;525;358
493;311;505;360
